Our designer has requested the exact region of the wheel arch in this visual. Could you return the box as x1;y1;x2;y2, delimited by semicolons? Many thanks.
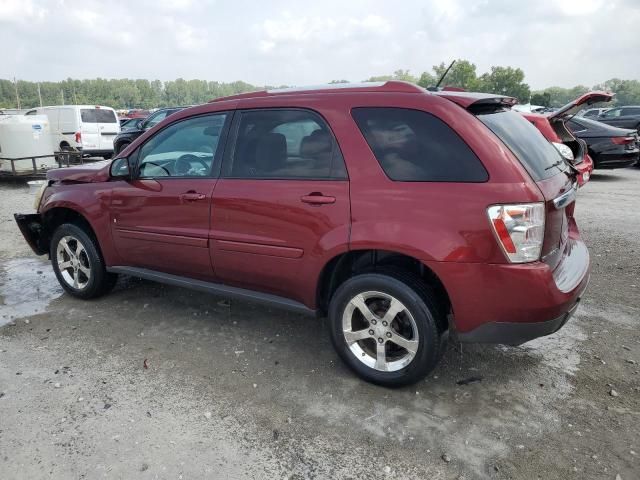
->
316;249;452;329
42;206;103;258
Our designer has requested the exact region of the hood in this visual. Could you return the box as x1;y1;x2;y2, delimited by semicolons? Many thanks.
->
548;91;613;121
47;160;112;183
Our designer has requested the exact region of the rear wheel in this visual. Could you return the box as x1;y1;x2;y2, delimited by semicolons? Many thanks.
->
328;271;445;387
50;223;117;299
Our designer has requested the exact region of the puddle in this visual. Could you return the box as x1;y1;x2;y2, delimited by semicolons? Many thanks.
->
0;257;62;326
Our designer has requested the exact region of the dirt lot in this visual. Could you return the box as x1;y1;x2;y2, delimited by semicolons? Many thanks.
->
1;169;639;480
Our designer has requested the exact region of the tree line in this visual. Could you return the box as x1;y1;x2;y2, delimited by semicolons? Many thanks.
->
2;59;639;110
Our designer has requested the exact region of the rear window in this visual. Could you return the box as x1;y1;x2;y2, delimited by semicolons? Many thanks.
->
352;107;488;182
478;110;566;180
80;109;117;123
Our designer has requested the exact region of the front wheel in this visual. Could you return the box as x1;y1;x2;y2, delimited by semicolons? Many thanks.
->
328;272;445;387
50;223;117;299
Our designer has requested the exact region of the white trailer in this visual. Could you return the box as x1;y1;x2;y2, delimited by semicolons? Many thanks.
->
0;113;58;174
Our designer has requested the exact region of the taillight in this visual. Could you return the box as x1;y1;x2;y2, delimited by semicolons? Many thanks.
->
611;136;635;145
75;131;82;143
487;203;545;263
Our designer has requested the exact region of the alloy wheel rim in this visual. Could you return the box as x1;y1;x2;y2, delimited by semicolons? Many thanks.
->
342;291;419;372
56;235;91;290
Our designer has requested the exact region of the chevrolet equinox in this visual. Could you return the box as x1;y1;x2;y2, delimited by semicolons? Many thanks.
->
15;81;589;386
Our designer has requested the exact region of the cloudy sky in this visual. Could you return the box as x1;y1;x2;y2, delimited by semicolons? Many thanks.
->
1;0;639;89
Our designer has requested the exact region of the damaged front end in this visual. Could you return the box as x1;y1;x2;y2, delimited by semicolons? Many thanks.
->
14;213;48;255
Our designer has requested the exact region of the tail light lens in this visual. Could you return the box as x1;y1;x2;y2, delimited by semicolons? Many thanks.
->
611;136;635;145
487;203;545;263
75;131;82;143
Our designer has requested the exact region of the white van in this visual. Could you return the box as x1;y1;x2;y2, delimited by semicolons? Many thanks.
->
25;105;121;159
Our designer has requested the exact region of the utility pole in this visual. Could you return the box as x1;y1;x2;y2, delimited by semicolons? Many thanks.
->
61;89;65;105
13;77;21;109
37;83;43;107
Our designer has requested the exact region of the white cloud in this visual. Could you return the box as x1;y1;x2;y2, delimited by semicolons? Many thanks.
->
0;0;638;89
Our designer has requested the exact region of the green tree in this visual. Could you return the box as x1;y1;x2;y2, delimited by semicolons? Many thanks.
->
530;92;551;107
364;69;418;84
477;66;531;102
432;60;478;90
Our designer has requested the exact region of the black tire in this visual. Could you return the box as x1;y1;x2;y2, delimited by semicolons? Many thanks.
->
56;144;71;164
328;270;446;387
115;142;130;155
103;154;112;160
50;223;117;299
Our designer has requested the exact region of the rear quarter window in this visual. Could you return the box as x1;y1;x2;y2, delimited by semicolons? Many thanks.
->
478;110;566;181
352;107;488;182
81;109;117;123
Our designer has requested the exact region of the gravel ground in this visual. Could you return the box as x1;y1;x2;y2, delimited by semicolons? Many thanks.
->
0;168;639;479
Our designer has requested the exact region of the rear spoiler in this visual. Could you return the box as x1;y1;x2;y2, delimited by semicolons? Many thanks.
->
433;91;517;114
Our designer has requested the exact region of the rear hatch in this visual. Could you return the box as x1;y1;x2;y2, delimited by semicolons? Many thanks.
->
477;109;576;269
547;92;614;169
435;91;577;270
547;91;613;121
80;107;120;152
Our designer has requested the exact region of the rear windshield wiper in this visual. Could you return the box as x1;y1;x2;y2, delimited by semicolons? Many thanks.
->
544;159;565;171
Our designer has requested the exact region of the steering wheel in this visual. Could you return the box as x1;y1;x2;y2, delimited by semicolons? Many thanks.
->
175;154;210;175
141;161;170;176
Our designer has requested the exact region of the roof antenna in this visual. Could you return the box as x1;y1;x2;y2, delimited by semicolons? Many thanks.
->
427;60;456;92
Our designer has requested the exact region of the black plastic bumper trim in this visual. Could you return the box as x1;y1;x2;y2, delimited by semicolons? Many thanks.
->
14;213;48;256
107;266;316;317
457;300;580;346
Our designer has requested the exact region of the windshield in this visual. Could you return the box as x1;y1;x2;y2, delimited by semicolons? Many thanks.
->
478;110;567;181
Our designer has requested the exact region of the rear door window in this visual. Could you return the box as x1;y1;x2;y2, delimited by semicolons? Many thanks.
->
478;110;566;180
80;109;117;123
621;107;640;116
351;107;488;182
224;109;347;179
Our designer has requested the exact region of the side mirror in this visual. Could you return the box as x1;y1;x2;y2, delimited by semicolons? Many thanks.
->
110;157;131;179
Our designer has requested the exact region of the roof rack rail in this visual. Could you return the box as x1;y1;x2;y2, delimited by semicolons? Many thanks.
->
208;80;425;103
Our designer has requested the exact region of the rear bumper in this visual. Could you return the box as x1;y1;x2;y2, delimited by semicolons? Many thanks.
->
14;213;48;255
456;292;583;345
427;235;590;346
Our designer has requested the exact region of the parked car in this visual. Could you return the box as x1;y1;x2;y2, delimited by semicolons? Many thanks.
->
596;105;640;132
521;92;614;186
15;82;589;386
25;105;120;159
566;116;639;169
578;107;609;118
119;118;138;129
113;107;185;154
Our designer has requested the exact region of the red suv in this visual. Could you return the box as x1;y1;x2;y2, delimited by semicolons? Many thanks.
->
15;82;589;386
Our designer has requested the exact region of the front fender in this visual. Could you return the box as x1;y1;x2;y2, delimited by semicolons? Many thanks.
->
40;184;120;265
